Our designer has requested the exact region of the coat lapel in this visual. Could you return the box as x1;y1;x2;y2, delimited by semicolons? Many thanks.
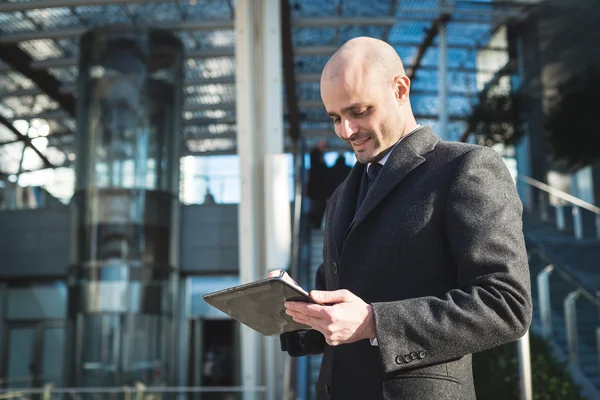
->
331;161;365;257
346;127;440;239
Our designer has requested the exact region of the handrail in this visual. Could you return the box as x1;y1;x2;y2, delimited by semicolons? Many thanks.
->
528;239;600;390
529;244;600;308
0;386;267;395
520;176;600;215
520;175;600;240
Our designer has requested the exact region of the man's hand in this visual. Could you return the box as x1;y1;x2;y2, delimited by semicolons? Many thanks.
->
285;289;376;346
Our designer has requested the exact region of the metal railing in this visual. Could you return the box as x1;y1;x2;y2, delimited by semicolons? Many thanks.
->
520;176;600;240
530;246;600;379
0;384;267;400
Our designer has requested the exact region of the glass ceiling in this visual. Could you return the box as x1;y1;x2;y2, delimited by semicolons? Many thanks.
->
0;0;540;176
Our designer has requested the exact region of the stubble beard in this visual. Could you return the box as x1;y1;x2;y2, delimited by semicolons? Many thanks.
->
354;137;381;164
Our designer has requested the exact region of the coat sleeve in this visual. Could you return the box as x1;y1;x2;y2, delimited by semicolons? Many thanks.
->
371;146;532;375
280;262;327;357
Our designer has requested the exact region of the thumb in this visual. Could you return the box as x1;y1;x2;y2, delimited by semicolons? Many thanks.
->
310;289;351;304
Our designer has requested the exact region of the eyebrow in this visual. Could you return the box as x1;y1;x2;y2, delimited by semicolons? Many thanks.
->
327;103;369;117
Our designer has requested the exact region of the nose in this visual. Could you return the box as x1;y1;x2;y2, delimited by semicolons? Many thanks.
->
338;119;358;140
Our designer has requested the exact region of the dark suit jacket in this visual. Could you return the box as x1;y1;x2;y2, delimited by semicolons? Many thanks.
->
281;127;532;400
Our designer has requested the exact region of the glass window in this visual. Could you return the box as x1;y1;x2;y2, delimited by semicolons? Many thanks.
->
42;327;65;387
7;282;67;320
189;276;239;318
180;153;303;205
6;328;35;389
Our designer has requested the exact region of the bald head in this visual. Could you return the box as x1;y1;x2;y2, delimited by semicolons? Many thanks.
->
319;37;417;164
322;37;406;86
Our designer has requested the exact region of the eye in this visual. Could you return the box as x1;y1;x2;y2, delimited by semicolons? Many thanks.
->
353;107;371;118
331;117;341;124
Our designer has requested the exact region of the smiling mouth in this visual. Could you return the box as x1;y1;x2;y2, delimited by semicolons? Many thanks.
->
351;137;371;148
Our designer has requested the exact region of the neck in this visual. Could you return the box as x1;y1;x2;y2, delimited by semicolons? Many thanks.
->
401;119;419;138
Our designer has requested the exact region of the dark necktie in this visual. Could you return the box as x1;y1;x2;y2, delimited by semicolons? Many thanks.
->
367;163;383;190
356;163;383;213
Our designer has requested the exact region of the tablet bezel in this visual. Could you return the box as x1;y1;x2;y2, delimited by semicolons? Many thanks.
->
202;276;318;336
203;276;315;303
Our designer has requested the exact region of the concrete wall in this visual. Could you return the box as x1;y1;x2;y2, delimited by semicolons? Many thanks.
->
0;204;241;278
180;204;239;274
0;208;70;277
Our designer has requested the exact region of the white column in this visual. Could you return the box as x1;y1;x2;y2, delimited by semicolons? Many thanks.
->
437;20;449;141
235;1;288;399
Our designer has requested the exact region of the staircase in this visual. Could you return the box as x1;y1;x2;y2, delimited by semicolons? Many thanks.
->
524;208;600;397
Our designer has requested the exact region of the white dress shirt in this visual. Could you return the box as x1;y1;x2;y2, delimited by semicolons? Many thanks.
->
367;125;422;173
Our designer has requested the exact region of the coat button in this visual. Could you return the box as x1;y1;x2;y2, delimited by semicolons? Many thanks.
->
332;262;339;274
419;350;427;359
395;356;404;364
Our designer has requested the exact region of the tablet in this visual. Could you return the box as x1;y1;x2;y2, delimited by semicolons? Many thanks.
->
203;277;317;336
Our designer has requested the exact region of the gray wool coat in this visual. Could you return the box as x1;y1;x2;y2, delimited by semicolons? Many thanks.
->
281;127;532;400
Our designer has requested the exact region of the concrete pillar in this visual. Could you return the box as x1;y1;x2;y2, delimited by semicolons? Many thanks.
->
235;1;290;399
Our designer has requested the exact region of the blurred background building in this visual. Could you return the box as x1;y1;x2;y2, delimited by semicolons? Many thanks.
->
0;0;599;399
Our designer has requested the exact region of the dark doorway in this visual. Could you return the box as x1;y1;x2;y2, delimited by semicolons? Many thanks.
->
188;318;237;397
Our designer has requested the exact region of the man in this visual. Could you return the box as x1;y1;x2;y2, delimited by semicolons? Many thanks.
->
328;153;352;196
270;37;531;400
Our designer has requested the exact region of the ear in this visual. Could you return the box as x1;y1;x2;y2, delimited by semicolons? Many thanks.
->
393;75;411;104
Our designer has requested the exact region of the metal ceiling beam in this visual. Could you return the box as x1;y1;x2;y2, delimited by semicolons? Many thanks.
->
29;47;239;69
26;43;506;71
0;138;23;146
0;20;235;44
0;0;169;13
0;114;54;169
0;11;526;44
0;0;529;16
0;43;76;117
408;13;452;81
6;96;475;124
0;88;43;98
0;42;73;170
184;117;237;126
0;68;493;99
6;110;68;122
179;120;470;142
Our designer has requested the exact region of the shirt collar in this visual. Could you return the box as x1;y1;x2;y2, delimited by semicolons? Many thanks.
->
367;125;422;172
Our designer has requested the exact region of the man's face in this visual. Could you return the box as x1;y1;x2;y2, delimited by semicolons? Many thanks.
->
321;66;402;164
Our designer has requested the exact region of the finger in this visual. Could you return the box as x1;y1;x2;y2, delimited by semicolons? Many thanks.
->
286;309;313;326
285;302;329;319
266;269;283;278
311;289;352;304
